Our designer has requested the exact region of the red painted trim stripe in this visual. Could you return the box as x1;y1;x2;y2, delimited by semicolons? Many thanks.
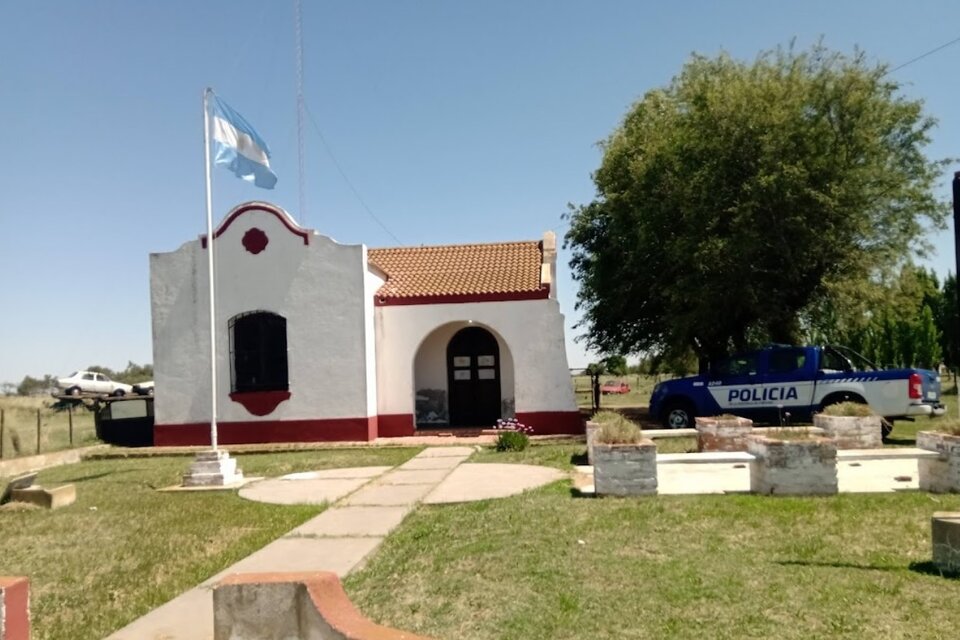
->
514;411;583;435
201;202;309;248
377;414;415;437
155;417;376;446
375;286;550;307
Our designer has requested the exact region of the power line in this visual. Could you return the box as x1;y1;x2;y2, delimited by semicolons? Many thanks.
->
294;0;307;226
888;34;960;75
302;101;403;245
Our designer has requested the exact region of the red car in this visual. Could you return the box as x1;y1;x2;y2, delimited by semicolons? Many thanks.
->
600;380;631;395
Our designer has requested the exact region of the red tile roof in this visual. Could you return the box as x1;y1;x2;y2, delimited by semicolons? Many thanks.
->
367;240;544;301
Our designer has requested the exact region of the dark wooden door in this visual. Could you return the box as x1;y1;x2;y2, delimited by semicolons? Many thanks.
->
447;327;501;427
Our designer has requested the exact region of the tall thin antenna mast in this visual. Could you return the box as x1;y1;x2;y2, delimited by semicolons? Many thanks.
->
295;0;307;225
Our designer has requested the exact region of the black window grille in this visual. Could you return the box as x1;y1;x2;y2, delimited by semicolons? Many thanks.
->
229;311;289;393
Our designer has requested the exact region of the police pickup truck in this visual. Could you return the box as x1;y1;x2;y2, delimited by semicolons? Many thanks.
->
649;345;945;433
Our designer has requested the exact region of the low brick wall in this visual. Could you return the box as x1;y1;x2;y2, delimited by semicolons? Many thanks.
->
932;512;960;575
592;440;657;496
917;431;960;493
214;572;433;640
0;577;30;640
696;416;753;452
813;414;882;449
747;436;837;496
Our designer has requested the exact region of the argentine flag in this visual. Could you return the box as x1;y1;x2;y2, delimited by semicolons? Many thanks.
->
210;95;278;189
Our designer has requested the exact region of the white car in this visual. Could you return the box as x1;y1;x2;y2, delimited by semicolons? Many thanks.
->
57;371;133;397
132;381;155;396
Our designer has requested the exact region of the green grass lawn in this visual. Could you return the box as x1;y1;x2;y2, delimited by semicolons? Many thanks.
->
0;447;420;640
345;465;960;639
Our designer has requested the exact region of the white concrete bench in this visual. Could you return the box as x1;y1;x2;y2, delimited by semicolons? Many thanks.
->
837;448;940;462
657;451;756;465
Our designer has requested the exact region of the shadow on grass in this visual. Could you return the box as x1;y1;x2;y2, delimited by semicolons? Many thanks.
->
569;452;588;466
908;561;960;579
775;559;902;572
60;468;143;483
884;436;917;447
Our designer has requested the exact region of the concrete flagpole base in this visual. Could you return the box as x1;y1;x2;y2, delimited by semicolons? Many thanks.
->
182;449;244;487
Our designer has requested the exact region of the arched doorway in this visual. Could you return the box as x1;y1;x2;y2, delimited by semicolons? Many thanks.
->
447;327;501;427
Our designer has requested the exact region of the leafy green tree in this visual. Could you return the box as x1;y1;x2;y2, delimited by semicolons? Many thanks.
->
914;304;942;369
16;374;56;396
85;362;153;384
602;355;628;376
566;43;947;365
937;274;959;368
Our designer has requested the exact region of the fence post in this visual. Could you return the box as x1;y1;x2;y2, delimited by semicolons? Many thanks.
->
68;404;74;446
1;408;4;458
36;409;41;455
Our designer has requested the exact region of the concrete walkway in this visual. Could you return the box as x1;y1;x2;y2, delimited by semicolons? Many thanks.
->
106;446;563;640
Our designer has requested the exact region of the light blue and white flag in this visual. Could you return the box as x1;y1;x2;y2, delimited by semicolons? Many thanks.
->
210;95;278;189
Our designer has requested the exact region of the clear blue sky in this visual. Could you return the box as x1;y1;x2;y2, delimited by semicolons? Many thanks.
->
1;0;958;385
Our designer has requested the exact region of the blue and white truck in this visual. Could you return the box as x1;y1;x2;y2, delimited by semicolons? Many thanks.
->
648;345;945;434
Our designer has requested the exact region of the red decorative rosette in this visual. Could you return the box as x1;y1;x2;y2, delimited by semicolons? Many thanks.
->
242;227;269;254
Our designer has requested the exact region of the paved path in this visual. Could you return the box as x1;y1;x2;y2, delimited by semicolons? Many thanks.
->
105;447;563;640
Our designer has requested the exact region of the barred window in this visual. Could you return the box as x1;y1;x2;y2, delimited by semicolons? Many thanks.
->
229;311;289;393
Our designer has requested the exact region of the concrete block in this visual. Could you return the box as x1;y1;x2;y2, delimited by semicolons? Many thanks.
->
10;484;76;509
0;577;30;640
593;441;658;496
748;436;837;495
918;431;960;493
696;416;753;452
932;512;960;575
814;414;882;449
183;449;244;487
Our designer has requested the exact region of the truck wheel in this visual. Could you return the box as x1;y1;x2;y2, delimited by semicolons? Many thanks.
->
880;418;894;441
662;401;694;429
818;392;867;413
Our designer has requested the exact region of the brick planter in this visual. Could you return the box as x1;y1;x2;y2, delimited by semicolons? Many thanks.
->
592;440;657;496
917;431;960;493
0;577;30;640
747;435;838;495
932;512;960;575
813;414;882;449
696;415;753;452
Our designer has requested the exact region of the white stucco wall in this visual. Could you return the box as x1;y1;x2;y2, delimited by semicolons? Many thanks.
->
375;298;576;418
151;205;374;425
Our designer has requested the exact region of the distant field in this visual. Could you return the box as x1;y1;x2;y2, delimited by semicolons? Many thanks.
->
0;396;97;459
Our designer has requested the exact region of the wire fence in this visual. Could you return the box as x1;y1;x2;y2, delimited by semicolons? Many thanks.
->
0;399;99;459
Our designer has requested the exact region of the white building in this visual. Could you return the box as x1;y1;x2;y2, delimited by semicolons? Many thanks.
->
150;201;580;444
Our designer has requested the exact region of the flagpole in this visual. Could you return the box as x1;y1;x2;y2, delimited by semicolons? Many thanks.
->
203;87;219;452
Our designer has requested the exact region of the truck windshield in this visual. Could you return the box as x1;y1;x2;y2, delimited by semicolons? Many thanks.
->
824;345;879;372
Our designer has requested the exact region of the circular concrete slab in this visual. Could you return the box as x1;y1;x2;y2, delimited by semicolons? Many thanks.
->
280;466;392;481
423;463;566;504
239;466;392;505
239;477;372;505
